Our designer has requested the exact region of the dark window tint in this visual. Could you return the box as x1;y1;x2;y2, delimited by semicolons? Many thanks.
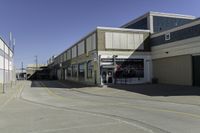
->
125;17;148;30
78;63;85;79
153;16;193;33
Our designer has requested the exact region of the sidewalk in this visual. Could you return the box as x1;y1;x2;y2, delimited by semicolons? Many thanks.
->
0;82;20;106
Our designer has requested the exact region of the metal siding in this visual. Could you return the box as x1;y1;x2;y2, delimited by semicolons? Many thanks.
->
86;36;92;52
151;24;200;47
0;40;3;50
153;55;192;85
120;33;128;49
0;55;3;69
67;50;71;60
5;58;8;70
134;34;140;49
72;46;77;58
91;33;96;50
78;41;85;56
113;33;120;49
105;32;113;49
127;34;134;49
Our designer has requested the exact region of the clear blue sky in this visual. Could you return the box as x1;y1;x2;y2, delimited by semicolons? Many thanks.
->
0;0;199;68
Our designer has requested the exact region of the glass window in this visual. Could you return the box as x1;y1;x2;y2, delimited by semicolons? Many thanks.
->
78;63;85;79
87;61;93;78
72;64;78;77
115;59;144;78
67;66;72;77
125;17;148;30
153;16;192;33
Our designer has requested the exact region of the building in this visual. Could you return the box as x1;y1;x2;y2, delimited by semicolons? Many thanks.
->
0;37;15;91
26;64;49;80
47;11;200;86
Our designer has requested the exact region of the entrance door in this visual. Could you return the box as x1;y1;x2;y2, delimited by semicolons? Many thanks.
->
107;71;113;84
193;56;200;86
102;69;114;84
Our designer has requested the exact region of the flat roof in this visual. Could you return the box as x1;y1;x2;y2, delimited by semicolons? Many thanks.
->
121;11;196;28
53;27;150;59
151;18;200;38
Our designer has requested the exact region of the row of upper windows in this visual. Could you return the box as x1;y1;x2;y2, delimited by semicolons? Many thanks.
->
53;33;96;64
0;40;13;58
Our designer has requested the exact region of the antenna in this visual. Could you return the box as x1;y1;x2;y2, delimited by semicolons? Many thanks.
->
9;32;12;47
13;38;15;53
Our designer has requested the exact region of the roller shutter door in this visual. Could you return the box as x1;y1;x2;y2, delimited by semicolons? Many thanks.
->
153;55;192;85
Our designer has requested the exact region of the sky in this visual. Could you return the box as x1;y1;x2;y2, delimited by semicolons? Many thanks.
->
0;0;199;69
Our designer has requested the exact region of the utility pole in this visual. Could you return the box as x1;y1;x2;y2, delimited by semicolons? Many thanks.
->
35;56;38;80
3;42;5;94
35;56;38;70
21;62;23;78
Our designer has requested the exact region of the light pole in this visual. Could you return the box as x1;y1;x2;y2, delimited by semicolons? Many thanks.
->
3;42;5;94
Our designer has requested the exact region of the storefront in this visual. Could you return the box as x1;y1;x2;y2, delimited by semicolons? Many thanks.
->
100;58;148;85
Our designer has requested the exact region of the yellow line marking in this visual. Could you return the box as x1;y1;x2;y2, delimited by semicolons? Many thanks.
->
40;81;65;99
40;81;200;120
120;104;200;119
0;83;24;110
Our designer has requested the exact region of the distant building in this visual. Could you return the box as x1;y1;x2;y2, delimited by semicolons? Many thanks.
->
0;37;15;90
47;11;200;87
26;64;49;80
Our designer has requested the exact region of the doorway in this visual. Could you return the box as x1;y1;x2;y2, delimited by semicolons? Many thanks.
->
193;56;200;87
102;69;114;84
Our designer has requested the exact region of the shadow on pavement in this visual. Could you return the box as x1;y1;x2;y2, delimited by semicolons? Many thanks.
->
31;80;200;97
107;84;200;97
31;80;95;89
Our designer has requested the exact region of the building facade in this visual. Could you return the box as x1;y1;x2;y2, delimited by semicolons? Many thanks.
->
0;37;15;91
48;11;200;86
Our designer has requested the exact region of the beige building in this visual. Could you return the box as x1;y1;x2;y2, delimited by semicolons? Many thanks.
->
48;27;151;85
48;11;200;86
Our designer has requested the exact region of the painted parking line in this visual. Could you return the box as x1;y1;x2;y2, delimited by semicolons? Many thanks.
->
0;83;24;110
40;81;200;120
39;81;65;99
120;103;200;120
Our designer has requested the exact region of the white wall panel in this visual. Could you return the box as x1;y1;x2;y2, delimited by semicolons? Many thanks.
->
86;33;96;53
91;33;96;50
0;55;3;69
5;58;8;70
105;32;144;50
67;50;71;60
72;46;77;58
0;40;4;50
120;33;128;49
134;34;140;49
113;33;120;49
127;34;134;49
10;51;13;57
9;61;12;70
138;34;144;50
5;45;8;55
105;32;112;49
78;41;85;56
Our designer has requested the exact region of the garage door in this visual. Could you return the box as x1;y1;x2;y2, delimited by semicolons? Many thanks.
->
193;56;200;87
153;55;192;85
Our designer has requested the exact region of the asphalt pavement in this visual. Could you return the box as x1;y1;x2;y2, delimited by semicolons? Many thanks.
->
0;80;200;133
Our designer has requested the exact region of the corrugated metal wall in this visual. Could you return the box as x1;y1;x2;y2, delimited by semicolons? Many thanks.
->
105;32;144;50
153;55;192;85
